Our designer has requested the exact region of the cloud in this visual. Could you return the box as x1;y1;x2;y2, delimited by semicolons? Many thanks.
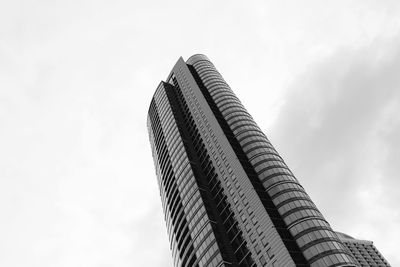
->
1;1;399;266
269;35;400;265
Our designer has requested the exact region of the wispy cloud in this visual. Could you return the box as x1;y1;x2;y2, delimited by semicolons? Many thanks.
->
1;1;400;266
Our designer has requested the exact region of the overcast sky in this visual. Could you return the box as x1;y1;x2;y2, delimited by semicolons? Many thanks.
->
1;1;399;266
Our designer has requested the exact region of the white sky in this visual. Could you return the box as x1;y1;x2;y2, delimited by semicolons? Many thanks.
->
1;1;399;266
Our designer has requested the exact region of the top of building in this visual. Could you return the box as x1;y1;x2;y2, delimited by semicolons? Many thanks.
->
336;231;355;240
186;54;210;65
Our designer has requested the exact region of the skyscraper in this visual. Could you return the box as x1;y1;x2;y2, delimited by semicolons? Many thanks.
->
147;54;388;267
336;232;390;267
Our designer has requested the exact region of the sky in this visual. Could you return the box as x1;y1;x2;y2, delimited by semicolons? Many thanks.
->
0;1;399;266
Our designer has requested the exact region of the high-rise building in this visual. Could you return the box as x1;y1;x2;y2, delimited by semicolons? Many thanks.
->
147;54;388;267
336;232;390;267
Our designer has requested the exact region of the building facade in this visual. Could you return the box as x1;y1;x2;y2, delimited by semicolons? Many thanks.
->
147;54;387;267
336;232;390;267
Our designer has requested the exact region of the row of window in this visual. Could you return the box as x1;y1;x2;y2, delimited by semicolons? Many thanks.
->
179;68;255;266
168;73;226;267
343;241;390;267
192;60;357;266
165;76;218;266
148;94;198;267
197;72;357;265
194;77;357;266
153;87;194;245
151;91;187;262
191;61;286;266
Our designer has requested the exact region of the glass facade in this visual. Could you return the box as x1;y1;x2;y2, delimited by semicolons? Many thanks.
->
336;232;391;267
147;55;386;267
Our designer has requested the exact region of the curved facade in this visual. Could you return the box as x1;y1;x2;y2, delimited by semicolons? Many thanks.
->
147;55;360;267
